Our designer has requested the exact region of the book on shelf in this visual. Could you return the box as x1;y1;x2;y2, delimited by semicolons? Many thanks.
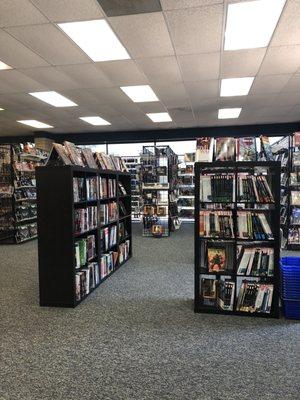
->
119;221;128;240
217;280;235;311
119;201;127;216
64;141;85;167
74;206;97;234
99;177;108;199
118;181;127;196
236;281;273;313
237;174;274;203
215;138;235;161
99;202;118;225
196;137;213;162
291;191;300;206
73;177;85;202
237;211;273;240
288;227;300;244
199;211;234;238
107;179;117;197
237;246;274;276
206;244;233;273
75;262;100;301
236;137;257;161
291;208;300;224
100;251;118;279
260;136;274;161
86;177;98;201
81;148;98;169
201;278;216;306
200;174;234;202
119;240;130;264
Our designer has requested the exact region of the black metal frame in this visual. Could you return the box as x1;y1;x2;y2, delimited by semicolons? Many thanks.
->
194;161;281;318
36;165;132;308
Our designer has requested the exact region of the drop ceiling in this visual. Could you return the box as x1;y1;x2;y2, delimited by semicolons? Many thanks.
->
0;0;299;137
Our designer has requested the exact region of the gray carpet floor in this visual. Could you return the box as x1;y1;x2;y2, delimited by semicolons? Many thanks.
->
0;224;299;400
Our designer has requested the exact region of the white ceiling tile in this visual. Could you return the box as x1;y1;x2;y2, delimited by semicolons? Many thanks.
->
19;66;81;91
109;12;174;58
136;56;182;84
57;63;114;88
151;81;190;107
0;70;47;94
244;94;277;107
165;5;223;55
178;52;220;81
190;97;219;113
270;92;300;107
31;0;103;22
0;29;49;68
185;80;219;106
218;96;248;107
250;74;292;94
96;60;148;86
76;87;130;105
259;45;300;75
281;74;300;92
161;0;223;10
0;0;48;27
168;106;195;123
6;24;90;65
220;48;266;78
271;0;300;46
259;105;295;117
137;102;167;113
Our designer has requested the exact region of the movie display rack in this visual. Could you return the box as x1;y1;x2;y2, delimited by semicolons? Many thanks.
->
177;154;195;222
122;156;142;222
36;165;132;307
0;143;47;244
141;145;178;237
194;161;280;318
287;133;300;249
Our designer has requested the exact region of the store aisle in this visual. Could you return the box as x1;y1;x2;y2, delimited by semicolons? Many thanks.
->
0;224;299;400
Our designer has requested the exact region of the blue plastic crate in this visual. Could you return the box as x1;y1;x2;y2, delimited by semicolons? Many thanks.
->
282;299;300;320
281;257;300;266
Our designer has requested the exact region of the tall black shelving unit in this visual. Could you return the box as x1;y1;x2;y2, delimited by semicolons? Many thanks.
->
36;165;132;308
194;161;280;318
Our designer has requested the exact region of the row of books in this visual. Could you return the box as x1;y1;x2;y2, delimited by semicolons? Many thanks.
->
101;226;117;251
14;187;36;201
73;176;127;202
74;206;97;234
75;235;96;269
99;202;118;225
73;177;85;202
201;243;274;277
15;222;37;242
196;136;273;162
100;251;118;279
200;174;273;203
199;211;273;240
75;262;100;301
86;177;98;201
48;141;128;172
15;204;37;222
119;240;130;264
201;278;273;313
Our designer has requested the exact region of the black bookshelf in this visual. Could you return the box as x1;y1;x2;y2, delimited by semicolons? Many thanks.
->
194;161;281;318
36;165;132;308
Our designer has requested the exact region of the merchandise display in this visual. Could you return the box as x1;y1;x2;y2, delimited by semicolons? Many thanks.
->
177;154;195;222
141;145;179;237
37;165;132;307
122;156;142;221
195;161;280;318
0;143;47;244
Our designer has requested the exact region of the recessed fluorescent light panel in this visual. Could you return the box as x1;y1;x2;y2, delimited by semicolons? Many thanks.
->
80;116;111;126
121;85;159;102
0;108;4;111
147;112;172;122
218;108;242;119
29;91;77;107
0;61;12;70
224;0;286;50
58;20;130;62
220;77;254;97
17;120;54;129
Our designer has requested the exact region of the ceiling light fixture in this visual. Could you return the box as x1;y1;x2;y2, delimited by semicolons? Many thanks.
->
224;0;286;50
0;61;12;70
58;19;130;62
0;108;4;111
17;120;54;129
121;85;159;102
79;116;111;126
218;108;242;119
146;112;172;122
29;91;78;107
220;77;254;97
